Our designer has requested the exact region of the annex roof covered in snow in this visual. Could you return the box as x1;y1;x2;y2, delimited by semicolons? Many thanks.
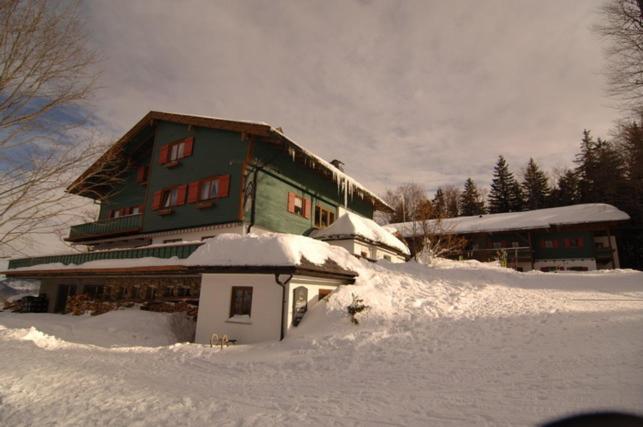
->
314;212;410;256
68;111;391;211
390;203;630;238
5;233;360;280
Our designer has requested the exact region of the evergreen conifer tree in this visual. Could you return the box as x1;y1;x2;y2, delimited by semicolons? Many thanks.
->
488;155;522;213
549;170;580;207
432;188;446;218
459;178;486;216
522;158;550;210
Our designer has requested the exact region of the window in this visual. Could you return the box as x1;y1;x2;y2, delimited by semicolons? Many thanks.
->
169;141;185;161
109;206;142;218
564;238;584;248
314;205;336;228
512;241;520;248
492;242;502;249
159;137;194;165
542;239;559;249
383;255;392;261
187;176;230;204
162;188;178;208
287;192;311;218
200;178;220;201
230;286;253;317
152;185;187;210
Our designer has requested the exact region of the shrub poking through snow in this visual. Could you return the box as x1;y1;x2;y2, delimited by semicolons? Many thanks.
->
347;293;369;325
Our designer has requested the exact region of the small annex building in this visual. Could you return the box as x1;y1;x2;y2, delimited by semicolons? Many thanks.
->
390;203;630;272
313;212;409;262
5;234;359;344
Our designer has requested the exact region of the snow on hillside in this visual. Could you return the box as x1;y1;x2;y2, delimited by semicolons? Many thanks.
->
0;258;642;426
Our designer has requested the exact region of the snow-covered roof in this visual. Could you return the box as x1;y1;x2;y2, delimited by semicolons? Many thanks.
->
390;204;630;238
6;233;362;277
314;212;410;256
68;111;391;211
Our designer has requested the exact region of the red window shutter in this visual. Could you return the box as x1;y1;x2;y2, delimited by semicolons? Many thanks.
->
287;192;296;213
553;240;559;248
138;204;145;213
108;209;114;219
152;191;163;210
218;175;230;198
540;240;545;249
176;184;187;206
159;145;169;164
183;136;194;157
187;181;200;203
578;238;584;248
564;238;570;248
136;166;146;183
304;198;312;219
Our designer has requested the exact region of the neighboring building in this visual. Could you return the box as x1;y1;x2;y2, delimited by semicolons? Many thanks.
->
313;212;409;263
3;111;392;342
390;204;629;272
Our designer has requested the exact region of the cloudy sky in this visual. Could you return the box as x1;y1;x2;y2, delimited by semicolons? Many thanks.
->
81;0;618;195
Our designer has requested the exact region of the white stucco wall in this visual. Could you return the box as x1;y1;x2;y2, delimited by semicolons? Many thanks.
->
195;273;282;344
284;277;343;330
195;273;346;345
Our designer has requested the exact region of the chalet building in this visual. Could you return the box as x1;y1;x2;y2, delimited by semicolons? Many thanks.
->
4;111;398;343
390;204;629;272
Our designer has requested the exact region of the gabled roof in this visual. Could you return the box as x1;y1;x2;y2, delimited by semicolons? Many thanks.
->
314;212;410;256
390;203;630;237
68;111;391;211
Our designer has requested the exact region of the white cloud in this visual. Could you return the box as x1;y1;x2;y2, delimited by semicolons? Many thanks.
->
81;0;618;195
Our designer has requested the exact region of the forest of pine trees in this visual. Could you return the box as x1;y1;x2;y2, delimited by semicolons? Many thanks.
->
382;115;643;268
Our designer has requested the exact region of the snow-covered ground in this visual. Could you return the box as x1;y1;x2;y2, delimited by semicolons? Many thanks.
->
0;258;642;426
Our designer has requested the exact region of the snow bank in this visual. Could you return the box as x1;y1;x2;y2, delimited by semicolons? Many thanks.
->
314;211;410;255
391;203;630;237
0;309;195;347
0;258;642;425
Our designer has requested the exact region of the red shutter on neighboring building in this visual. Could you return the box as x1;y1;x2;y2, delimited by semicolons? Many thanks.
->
187;181;200;203
304;198;312;219
176;184;187;206
159;145;169;164
152;191;163;210
136;166;146;183
287;192;296;213
183;137;194;157
218;175;230;198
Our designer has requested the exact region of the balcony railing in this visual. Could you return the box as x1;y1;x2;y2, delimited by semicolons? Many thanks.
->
462;247;533;263
8;242;203;270
68;214;144;242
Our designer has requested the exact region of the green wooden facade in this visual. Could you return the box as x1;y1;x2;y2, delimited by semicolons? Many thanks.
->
65;116;379;243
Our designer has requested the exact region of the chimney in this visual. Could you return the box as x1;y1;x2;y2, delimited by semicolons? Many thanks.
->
330;159;345;172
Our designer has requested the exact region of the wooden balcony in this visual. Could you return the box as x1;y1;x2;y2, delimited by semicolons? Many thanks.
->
67;214;144;242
